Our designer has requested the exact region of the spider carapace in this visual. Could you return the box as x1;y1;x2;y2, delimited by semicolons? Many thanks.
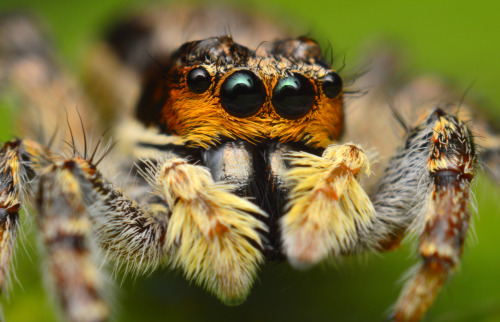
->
0;5;495;322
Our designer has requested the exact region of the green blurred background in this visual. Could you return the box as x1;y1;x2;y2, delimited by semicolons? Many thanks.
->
0;0;500;321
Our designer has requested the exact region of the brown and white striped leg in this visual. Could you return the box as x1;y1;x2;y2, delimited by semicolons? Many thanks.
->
0;140;111;322
0;143;24;295
0;139;53;322
75;158;170;274
0;139;50;293
0;138;166;321
391;110;476;321
37;162;110;322
0;205;17;295
359;108;476;321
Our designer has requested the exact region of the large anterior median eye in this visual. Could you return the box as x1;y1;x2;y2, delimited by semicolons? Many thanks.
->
322;72;343;98
220;71;266;117
272;74;315;119
187;67;211;93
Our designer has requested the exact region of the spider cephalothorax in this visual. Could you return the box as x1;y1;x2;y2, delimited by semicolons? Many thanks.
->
136;35;343;149
0;5;497;322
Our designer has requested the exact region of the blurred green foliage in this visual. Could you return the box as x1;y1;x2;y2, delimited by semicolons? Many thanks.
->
0;0;499;321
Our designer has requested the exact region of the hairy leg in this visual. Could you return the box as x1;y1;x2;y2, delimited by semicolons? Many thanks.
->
37;160;110;322
0;137;170;321
0;139;50;295
381;110;475;321
282;107;476;321
281;143;375;268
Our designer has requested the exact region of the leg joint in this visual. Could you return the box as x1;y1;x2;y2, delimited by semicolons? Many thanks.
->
430;169;473;185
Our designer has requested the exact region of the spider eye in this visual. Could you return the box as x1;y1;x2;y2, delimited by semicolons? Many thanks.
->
272;74;315;119
322;72;343;98
187;67;211;93
220;71;265;117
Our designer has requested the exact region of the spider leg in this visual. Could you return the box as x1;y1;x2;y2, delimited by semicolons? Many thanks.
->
36;160;111;322
281;143;375;268
0;139;49;295
0;139;115;322
389;110;475;321
360;108;476;321
282;107;476;321
139;156;267;305
0;142;26;294
0;14;114;320
342;46;490;320
82;153;266;305
0;137;171;321
35;150;261;317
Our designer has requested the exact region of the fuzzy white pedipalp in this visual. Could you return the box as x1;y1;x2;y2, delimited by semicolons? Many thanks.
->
159;158;267;305
281;144;376;269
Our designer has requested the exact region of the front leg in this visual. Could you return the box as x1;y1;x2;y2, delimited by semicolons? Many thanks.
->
281;108;476;321
281;143;375;268
151;157;267;305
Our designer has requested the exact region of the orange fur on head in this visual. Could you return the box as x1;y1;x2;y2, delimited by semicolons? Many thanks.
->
137;36;344;149
162;59;343;148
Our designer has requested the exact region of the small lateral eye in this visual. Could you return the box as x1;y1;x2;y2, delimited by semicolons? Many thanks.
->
220;71;266;117
187;67;211;93
272;74;315;119
322;72;343;98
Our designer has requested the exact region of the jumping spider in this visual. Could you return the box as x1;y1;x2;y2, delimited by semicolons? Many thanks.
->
0;4;498;322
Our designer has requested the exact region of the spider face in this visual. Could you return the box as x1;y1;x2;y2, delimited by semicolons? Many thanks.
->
136;36;343;149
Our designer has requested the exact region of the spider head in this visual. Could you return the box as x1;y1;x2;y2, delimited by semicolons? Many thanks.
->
136;36;344;149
